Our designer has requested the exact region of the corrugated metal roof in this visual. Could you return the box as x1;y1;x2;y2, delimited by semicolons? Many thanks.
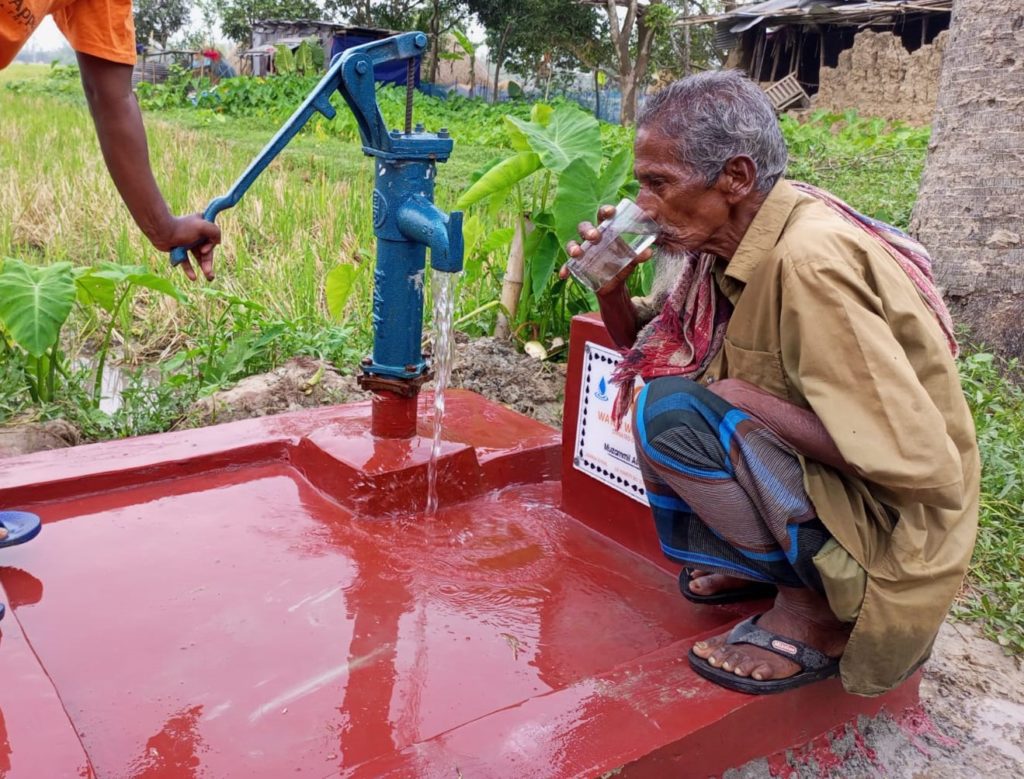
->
251;19;397;36
675;0;951;29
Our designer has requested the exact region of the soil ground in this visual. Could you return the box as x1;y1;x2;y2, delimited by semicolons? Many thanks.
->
1;336;1021;777
730;621;1024;778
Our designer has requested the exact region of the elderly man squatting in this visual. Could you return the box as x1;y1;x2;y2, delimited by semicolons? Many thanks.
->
564;72;979;696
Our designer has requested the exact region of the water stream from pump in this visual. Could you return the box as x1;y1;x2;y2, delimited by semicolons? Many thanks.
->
425;270;457;516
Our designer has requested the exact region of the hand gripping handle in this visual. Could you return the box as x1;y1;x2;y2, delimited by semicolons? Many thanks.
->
168;61;344;265
169;32;430;266
169;199;228;265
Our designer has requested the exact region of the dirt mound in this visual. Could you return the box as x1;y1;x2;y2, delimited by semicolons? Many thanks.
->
0;418;81;458
185;338;566;429
185;356;364;426
441;334;566;427
815;30;947;126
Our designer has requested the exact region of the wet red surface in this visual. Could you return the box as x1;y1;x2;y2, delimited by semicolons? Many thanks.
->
0;464;736;777
0;332;919;777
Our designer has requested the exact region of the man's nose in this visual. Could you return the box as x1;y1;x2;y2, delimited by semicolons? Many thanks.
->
636;189;656;218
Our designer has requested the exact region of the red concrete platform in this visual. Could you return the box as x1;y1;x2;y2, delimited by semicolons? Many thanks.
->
0;318;918;778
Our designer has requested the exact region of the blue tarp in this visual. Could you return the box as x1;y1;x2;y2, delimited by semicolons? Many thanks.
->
329;31;421;88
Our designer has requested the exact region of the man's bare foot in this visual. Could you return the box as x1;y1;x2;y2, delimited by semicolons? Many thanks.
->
685;569;759;597
0;526;8;541
691;586;850;681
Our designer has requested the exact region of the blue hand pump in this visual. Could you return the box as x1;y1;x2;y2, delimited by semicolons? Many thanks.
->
169;32;464;437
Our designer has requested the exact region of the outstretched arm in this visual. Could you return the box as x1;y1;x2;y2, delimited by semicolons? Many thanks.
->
76;52;220;281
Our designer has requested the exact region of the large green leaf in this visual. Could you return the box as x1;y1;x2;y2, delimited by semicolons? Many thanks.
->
502;116;532;152
0;259;76;357
502;105;552;152
552;158;602;251
467;156;503;187
74;268;118;312
487;186;513;219
75;263;184;311
451;28;474;56
530;103;553;127
507;107;602;174
123;271;185;302
325;264;358;320
597;148;634;206
480;227;515;255
529;230;561;299
456;151;541;209
462;213;486;259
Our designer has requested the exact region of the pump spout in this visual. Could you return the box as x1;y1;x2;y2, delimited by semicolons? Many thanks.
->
396;196;464;274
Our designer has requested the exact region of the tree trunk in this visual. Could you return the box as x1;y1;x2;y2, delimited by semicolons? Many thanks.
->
910;0;1024;359
620;72;638;124
429;0;441;83
602;0;661;124
492;23;511;102
682;0;692;76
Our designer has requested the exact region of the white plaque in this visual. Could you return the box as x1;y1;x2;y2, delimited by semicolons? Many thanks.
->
573;342;648;505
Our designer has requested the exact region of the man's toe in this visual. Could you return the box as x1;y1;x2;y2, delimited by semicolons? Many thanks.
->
731;656;756;676
692;636;724;659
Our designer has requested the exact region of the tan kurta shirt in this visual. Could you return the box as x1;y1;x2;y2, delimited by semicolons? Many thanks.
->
699;180;980;696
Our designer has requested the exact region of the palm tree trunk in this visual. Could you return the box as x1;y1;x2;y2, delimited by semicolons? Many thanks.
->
910;0;1024;358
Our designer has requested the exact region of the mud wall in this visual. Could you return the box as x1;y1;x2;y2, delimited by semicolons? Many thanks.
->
815;29;948;125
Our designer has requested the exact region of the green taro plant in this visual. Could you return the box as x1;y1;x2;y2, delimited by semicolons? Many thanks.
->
455;102;638;342
0;258;184;406
74;262;185;404
0;259;76;403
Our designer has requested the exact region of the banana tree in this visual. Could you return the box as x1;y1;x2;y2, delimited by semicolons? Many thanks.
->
451;29;480;98
456;102;635;341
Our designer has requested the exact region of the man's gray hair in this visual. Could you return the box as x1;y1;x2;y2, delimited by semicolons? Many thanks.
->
637;71;788;193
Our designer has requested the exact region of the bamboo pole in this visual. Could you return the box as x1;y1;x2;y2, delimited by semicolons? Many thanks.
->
494;216;534;340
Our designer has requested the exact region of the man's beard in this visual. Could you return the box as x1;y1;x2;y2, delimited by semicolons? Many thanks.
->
647;250;689;302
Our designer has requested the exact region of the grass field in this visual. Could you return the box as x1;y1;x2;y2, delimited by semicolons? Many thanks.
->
1;64;1021;653
1;69;507;354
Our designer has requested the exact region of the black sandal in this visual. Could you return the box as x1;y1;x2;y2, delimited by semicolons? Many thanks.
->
679;567;777;605
687;614;841;695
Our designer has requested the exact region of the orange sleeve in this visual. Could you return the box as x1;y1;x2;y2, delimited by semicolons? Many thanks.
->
52;0;136;65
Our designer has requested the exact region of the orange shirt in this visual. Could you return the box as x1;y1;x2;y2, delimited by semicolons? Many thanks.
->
1;0;136;69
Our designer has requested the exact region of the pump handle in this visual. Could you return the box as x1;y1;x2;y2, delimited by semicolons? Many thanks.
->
169;32;431;266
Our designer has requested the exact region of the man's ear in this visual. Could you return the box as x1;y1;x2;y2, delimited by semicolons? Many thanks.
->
716;156;758;203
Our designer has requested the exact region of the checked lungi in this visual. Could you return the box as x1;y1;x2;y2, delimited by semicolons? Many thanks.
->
634;376;830;592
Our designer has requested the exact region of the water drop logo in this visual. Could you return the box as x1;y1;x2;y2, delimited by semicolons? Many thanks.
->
595;376;609;402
